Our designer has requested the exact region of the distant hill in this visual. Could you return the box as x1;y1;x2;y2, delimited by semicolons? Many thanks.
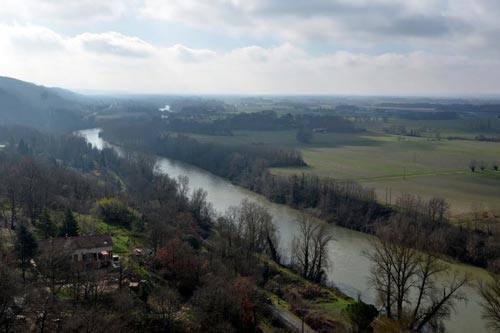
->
0;76;90;131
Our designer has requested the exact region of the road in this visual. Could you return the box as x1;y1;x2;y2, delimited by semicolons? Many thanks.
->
269;304;316;333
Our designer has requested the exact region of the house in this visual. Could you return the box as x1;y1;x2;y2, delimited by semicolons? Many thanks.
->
38;234;114;269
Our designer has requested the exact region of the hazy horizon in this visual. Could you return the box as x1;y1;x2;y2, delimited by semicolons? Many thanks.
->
1;1;500;95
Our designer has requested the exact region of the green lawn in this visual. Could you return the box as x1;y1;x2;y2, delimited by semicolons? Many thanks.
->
96;221;142;254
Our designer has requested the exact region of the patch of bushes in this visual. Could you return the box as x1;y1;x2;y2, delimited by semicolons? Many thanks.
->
96;198;142;230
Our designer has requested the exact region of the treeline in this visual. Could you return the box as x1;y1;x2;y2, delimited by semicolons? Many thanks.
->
254;173;500;268
384;194;500;268
102;122;500;271
161;110;357;135
249;173;392;233
376;102;500;115
377;109;458;120
101;121;306;181
383;125;422;137
101;122;391;232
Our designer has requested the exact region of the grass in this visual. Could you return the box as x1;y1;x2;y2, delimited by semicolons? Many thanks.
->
96;221;142;254
360;117;500;139
187;129;500;215
0;227;14;249
262;257;353;323
262;258;354;327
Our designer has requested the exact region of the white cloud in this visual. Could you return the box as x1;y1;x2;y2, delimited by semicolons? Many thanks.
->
76;32;155;57
0;24;65;53
0;0;132;22
140;0;500;55
0;23;499;95
168;44;217;62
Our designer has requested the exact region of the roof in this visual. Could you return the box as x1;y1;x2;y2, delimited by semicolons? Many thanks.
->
38;234;114;253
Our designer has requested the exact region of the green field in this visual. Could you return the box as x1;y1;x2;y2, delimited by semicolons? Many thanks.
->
189;130;500;215
359;117;500;139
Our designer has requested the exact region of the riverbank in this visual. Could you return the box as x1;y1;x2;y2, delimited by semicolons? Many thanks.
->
81;128;492;333
98;127;498;272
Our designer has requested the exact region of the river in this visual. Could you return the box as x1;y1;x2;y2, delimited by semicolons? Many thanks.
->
78;128;490;332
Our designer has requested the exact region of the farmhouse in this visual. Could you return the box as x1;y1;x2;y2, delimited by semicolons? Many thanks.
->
38;234;114;269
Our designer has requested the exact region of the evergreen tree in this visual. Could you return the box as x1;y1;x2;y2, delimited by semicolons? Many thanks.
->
17;139;31;155
39;208;57;238
15;224;38;280
60;209;79;237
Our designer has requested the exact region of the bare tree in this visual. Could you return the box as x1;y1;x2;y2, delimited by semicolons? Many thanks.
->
238;199;279;261
3;168;22;229
0;252;24;333
189;188;214;225
396;193;425;222
480;160;488;172
471;201;484;230
35;243;73;297
218;200;279;262
493;161;499;171
291;213;333;283
469;160;477;172
365;221;470;331
479;274;500;332
427;198;450;224
26;288;62;333
18;158;45;225
470;159;477;172
148;286;181;332
72;265;110;303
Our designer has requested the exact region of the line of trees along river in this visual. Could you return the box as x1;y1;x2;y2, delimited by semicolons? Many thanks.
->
80;128;491;333
100;122;500;271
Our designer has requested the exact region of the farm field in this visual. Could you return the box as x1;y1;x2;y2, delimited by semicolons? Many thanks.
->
359;117;500;139
189;130;500;215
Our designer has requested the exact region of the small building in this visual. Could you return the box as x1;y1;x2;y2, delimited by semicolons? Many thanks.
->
38;234;114;269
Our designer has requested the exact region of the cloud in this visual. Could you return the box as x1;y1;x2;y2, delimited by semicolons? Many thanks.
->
169;44;217;62
0;24;65;53
76;32;155;57
140;0;499;55
140;1;463;39
1;1;498;59
0;0;131;22
0;23;499;96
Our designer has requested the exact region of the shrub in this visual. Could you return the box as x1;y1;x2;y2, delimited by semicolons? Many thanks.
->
344;301;379;333
96;198;142;230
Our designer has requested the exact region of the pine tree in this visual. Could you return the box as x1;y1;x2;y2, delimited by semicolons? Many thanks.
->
17;139;31;155
60;208;79;237
15;224;38;280
39;208;57;238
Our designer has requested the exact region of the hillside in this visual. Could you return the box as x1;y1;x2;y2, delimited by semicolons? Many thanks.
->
0;76;89;131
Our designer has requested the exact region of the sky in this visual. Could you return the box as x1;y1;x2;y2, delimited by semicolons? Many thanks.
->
0;0;499;95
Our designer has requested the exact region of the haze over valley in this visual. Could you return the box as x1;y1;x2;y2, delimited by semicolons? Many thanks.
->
2;1;500;333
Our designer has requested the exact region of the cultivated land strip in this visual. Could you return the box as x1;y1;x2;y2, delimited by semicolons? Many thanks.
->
355;169;466;182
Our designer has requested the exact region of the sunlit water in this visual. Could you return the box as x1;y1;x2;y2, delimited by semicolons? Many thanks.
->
78;128;490;332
